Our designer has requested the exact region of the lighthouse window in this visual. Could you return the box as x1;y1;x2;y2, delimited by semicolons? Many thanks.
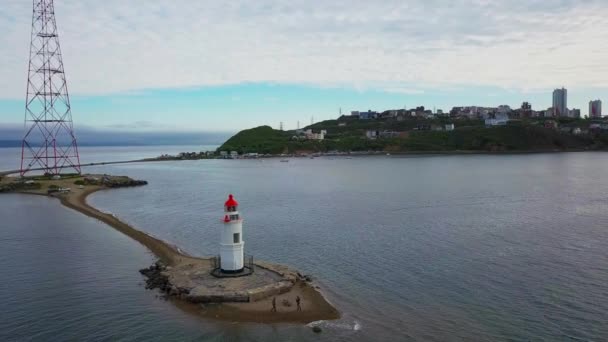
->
233;233;240;243
230;214;239;220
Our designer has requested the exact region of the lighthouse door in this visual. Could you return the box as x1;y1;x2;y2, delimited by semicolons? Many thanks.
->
233;233;240;243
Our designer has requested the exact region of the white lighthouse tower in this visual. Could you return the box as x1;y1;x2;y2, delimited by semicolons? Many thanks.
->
220;194;245;273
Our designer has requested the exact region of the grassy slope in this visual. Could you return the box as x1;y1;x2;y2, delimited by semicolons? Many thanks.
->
399;125;594;152
218;121;602;154
218;126;290;154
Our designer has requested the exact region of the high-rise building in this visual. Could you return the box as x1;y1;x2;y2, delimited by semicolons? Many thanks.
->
589;100;602;118
552;88;567;117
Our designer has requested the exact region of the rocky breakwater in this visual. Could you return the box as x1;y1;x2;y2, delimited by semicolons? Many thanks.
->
139;258;312;304
0;180;41;193
140;261;173;294
0;173;148;196
140;257;341;323
82;175;148;188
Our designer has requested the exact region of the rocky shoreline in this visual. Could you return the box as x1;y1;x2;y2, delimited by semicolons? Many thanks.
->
0;174;148;194
138;258;322;306
140;262;174;295
82;175;148;188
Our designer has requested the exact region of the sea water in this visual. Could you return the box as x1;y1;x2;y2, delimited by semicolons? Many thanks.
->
3;148;608;340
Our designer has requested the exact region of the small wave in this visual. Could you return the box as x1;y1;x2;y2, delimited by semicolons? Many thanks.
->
307;320;361;331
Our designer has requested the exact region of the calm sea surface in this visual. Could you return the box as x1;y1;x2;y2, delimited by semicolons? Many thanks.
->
2;147;608;341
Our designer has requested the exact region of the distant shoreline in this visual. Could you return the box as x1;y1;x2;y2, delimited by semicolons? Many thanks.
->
182;148;607;161
274;148;599;157
3;149;604;175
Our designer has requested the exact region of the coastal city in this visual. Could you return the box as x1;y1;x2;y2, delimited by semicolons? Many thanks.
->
343;87;601;124
201;87;608;159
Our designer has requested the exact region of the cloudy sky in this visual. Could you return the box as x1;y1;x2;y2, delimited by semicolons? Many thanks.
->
1;0;607;132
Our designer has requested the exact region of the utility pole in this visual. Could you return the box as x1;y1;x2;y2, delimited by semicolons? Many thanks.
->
280;122;283;131
21;0;81;176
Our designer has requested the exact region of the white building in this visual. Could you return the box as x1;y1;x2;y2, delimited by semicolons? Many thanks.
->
497;105;511;115
304;129;326;140
220;194;245;272
553;88;567;117
445;123;455;131
589;100;602;118
485;113;509;126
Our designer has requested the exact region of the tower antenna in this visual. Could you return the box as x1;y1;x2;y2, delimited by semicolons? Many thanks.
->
21;0;80;176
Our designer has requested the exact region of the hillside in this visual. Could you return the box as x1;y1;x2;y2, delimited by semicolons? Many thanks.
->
217;125;291;154
217;120;605;155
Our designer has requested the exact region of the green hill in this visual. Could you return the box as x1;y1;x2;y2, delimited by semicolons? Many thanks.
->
397;125;594;152
217;120;605;155
217;126;290;154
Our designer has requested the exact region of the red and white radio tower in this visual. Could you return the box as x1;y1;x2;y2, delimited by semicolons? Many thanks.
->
21;0;80;176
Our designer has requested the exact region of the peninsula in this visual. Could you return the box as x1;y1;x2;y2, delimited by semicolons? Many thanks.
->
216;117;608;156
0;174;339;324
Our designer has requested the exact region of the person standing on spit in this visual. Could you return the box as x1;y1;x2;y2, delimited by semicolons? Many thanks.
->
296;296;302;311
271;297;277;312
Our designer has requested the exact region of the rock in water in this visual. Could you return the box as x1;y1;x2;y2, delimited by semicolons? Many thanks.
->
139;262;170;293
312;326;322;333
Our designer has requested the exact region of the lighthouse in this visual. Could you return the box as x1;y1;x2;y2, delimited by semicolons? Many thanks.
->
220;194;245;273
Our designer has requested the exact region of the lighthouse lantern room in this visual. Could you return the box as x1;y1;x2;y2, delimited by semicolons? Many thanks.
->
220;194;245;273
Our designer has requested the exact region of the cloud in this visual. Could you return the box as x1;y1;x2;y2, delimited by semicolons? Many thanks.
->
383;88;425;95
0;123;231;146
1;0;607;99
104;120;160;130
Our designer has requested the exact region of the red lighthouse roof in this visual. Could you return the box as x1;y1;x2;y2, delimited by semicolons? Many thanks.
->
224;194;238;207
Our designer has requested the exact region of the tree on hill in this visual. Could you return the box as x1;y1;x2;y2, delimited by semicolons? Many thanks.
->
217;126;290;154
